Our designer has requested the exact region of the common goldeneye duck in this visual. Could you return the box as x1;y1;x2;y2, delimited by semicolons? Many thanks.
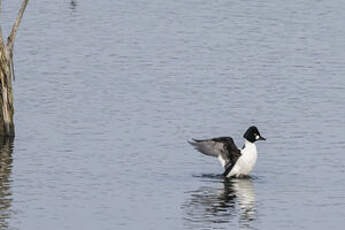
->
188;126;265;178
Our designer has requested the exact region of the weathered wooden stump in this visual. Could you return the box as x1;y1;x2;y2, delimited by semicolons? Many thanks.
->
0;0;29;136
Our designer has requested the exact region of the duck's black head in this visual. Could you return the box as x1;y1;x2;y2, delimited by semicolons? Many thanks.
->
243;126;266;143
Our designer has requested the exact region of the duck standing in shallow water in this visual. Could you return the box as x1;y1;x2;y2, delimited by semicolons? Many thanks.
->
188;126;265;178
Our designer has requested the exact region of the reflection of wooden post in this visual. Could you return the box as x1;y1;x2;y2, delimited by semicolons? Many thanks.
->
0;0;29;136
0;136;14;229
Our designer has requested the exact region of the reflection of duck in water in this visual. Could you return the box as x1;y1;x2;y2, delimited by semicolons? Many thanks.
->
0;137;14;229
182;177;256;229
70;0;77;9
232;178;256;224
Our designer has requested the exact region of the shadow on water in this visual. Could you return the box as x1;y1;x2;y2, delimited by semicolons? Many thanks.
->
0;137;14;229
182;175;256;229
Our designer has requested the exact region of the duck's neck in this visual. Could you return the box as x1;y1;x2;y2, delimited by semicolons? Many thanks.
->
244;140;256;149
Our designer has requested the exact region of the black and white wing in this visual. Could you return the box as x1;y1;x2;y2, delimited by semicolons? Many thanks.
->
188;137;241;175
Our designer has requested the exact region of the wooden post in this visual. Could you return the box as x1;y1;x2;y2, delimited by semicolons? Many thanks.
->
0;0;29;136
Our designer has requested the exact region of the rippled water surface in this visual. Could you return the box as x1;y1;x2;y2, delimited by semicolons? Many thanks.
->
1;0;345;229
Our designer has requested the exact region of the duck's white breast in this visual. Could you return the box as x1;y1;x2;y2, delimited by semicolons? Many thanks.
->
228;141;257;177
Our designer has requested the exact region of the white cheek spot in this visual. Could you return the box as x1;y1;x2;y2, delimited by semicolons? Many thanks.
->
255;135;260;140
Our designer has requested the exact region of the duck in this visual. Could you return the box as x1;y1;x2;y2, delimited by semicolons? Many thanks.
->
188;126;265;178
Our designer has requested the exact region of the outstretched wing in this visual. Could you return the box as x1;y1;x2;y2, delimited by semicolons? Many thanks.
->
188;137;241;171
188;138;224;157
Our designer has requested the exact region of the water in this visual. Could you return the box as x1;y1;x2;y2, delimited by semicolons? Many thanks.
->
0;0;345;229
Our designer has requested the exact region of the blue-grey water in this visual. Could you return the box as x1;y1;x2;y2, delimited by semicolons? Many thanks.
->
1;0;345;229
